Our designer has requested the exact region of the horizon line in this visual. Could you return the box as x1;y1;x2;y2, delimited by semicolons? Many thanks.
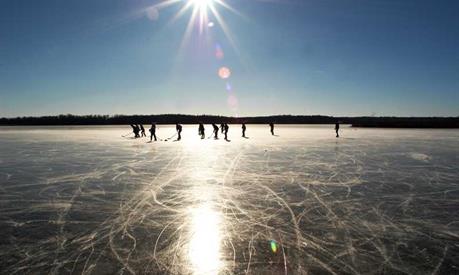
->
1;113;459;119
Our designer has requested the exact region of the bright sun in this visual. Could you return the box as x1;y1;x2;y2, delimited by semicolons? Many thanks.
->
190;0;213;10
146;0;238;48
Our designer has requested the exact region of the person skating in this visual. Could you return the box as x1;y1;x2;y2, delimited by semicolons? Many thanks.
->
212;124;219;139
335;122;340;138
176;123;183;141
224;123;229;141
242;123;246;138
131;124;140;138
220;123;225;134
149;123;157;141
140;124;146;137
269;123;275;135
198;123;205;139
130;124;136;137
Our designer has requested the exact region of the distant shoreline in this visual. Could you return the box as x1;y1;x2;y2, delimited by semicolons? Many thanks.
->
0;114;458;128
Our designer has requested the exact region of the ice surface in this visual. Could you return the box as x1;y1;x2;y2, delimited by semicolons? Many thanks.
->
0;125;458;274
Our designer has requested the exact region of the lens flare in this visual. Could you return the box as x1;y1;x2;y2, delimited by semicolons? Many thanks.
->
215;45;224;59
146;7;159;21
218;67;231;79
227;94;238;109
225;82;232;92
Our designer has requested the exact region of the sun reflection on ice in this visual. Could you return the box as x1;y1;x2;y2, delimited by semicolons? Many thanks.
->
188;203;223;274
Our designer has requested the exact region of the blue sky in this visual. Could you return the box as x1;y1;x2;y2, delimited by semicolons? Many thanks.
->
0;0;458;117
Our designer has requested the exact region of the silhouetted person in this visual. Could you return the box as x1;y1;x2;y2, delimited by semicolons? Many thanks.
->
149;123;157;141
135;124;142;138
176;123;182;141
130;124;135;135
224;124;229;141
269;123;275;135
131;124;140;138
220;123;225;134
242;123;246;137
212;124;219;139
335;122;340;138
198;123;205;139
140;124;146;137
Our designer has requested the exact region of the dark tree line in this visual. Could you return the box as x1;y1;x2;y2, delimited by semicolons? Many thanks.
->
0;114;458;128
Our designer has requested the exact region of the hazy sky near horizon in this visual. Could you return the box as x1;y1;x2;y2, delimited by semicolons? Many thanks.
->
0;0;458;117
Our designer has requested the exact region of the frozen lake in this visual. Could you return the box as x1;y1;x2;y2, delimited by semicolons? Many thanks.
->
0;125;458;274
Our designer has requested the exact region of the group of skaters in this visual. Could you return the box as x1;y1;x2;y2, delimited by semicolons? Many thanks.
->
129;122;341;141
130;124;146;138
204;123;231;140
130;123;163;141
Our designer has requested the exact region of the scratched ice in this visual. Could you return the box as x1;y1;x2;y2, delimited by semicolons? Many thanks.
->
0;125;458;274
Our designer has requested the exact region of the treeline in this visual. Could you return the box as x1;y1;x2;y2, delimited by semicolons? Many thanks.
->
0;114;458;128
348;117;459;128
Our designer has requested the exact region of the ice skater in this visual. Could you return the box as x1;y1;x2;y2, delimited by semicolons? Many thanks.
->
140;124;146;137
131;124;140;138
136;124;141;137
335;122;340;138
198;123;205;139
242;123;247;138
220;123;225;134
176;123;183;141
130;124;136;137
224;123;229;141
149;123;157;141
269;123;275;135
212;124;219;139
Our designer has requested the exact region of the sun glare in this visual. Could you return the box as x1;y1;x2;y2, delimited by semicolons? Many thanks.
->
191;0;213;10
188;204;222;274
141;0;244;115
147;0;240;49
